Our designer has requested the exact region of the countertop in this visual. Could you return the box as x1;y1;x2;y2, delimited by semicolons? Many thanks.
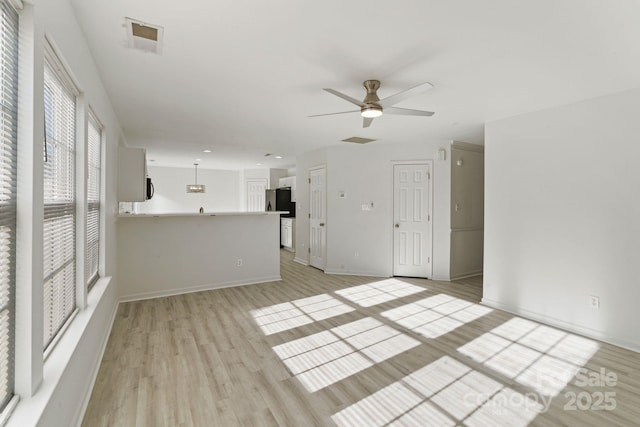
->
118;211;289;218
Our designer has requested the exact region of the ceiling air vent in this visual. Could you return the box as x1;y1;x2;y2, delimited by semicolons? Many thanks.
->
125;18;164;55
342;137;376;144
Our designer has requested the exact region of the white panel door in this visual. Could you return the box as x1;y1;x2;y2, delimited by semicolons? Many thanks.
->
309;166;326;270
393;163;432;278
246;179;267;212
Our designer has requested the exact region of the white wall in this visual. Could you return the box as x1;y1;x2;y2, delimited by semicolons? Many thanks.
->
269;168;288;189
137;166;240;214
243;168;269;181
8;0;121;425
295;142;452;279
484;88;640;352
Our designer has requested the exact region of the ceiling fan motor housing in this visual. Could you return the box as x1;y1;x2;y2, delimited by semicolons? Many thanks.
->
361;80;382;116
362;80;381;103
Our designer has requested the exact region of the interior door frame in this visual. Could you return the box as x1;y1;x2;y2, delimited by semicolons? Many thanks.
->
245;178;267;212
308;164;326;270
391;160;434;279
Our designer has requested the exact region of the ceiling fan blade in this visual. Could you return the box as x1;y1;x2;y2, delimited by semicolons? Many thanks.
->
384;107;435;117
378;82;434;108
363;117;374;128
308;110;360;117
324;88;365;107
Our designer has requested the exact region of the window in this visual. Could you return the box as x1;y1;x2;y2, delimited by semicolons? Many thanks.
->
43;47;77;349
86;112;101;289
0;0;18;411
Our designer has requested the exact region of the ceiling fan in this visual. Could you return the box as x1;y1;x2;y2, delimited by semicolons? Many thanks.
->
309;80;435;128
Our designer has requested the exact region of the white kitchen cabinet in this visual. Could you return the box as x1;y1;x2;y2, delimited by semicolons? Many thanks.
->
278;176;296;202
281;217;295;251
118;147;147;202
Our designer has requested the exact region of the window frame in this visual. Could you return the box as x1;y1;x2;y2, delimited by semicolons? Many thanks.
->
42;41;80;351
0;0;20;415
86;109;102;290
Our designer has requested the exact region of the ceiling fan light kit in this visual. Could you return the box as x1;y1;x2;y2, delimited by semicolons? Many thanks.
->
361;106;382;118
310;79;435;128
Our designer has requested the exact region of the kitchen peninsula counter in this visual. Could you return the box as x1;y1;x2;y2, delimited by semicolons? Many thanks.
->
117;211;285;301
118;211;288;218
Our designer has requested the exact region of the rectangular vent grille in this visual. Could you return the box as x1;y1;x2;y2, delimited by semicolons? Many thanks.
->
132;23;158;41
126;18;164;55
342;137;376;144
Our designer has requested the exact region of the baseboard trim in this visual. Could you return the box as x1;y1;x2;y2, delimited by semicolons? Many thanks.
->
324;269;389;278
74;282;119;427
450;270;483;280
481;297;640;353
293;257;308;266
119;276;282;303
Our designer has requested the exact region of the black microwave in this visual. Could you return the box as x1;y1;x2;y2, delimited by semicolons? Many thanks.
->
146;177;154;200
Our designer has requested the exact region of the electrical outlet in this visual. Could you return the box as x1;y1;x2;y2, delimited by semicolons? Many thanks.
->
354;251;359;258
236;259;243;267
589;295;600;309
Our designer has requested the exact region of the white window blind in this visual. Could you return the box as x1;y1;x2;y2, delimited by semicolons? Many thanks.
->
86;113;101;289
0;0;18;412
43;49;77;349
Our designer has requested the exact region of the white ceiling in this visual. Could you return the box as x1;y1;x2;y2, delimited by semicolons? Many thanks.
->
69;0;640;170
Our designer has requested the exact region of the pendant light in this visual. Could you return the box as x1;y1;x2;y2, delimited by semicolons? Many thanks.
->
186;163;205;193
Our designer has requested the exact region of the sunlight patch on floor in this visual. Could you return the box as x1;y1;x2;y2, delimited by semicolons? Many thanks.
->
381;294;493;339
458;317;600;396
250;293;355;335
332;382;454;427
272;317;420;392
335;279;426;307
332;355;543;427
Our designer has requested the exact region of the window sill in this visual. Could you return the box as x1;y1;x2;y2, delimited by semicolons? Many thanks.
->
6;276;116;427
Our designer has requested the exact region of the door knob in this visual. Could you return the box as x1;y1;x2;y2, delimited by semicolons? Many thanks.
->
319;223;325;227
394;223;400;228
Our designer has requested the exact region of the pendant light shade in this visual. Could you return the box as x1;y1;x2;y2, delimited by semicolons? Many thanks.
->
187;163;205;193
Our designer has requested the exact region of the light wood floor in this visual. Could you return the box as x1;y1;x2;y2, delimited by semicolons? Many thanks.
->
83;251;640;426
